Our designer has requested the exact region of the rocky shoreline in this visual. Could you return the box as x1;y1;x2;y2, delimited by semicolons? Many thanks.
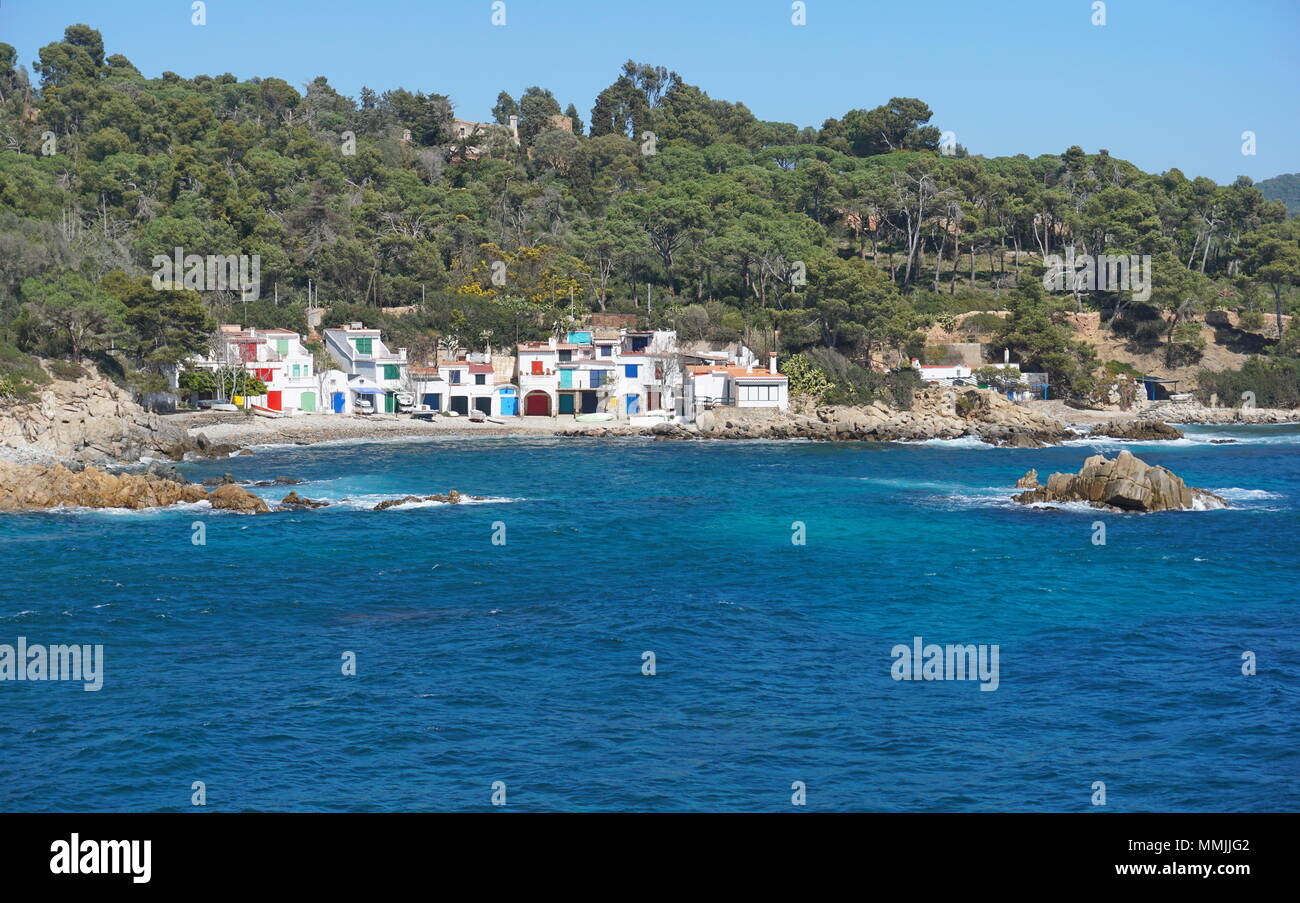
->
4;366;1298;469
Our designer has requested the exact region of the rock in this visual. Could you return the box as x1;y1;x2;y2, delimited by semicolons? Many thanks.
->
1015;469;1040;489
1209;439;1237;444
279;490;328;509
202;473;237;486
0;458;276;512
373;495;425;511
1089;419;1184;441
251;476;303;486
372;489;484;510
1012;450;1227;512
207;483;271;514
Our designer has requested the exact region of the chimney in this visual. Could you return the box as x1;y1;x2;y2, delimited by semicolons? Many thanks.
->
508;114;519;145
768;352;778;374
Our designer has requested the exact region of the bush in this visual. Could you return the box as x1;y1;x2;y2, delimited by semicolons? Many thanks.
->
959;313;1006;335
1196;357;1300;408
47;359;87;381
0;340;50;404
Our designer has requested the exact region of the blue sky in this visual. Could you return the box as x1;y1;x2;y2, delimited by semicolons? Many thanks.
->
3;0;1296;183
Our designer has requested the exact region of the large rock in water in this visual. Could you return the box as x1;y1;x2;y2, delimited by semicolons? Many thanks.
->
0;458;268;513
1089;419;1184;441
1012;450;1227;512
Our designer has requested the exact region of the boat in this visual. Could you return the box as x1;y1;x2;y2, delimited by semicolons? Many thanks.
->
575;412;614;422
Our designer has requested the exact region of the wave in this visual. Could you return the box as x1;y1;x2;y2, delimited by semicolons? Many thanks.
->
328;494;522;511
898;436;996;449
1211;487;1285;501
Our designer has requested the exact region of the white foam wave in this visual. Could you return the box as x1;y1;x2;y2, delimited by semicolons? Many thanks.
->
1210;487;1285;500
329;494;521;511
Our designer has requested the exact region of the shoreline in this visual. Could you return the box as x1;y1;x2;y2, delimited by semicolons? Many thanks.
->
175;399;1300;458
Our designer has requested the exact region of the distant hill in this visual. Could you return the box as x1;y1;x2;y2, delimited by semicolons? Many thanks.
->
1257;173;1300;216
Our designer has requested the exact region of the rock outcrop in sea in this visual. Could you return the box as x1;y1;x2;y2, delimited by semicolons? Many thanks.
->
1087;419;1184;441
1012;450;1227;512
0;459;269;513
372;490;482;510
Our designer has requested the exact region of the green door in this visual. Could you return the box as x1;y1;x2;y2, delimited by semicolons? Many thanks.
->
558;392;575;415
300;392;316;412
384;393;395;413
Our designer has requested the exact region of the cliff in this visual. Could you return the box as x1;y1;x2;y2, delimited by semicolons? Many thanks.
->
0;362;189;464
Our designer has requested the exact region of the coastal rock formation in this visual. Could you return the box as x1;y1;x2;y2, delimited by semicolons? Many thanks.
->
1012;450;1227;512
208;483;272;514
0;458;269;512
372;490;479;511
561;387;1071;447
279;490;329;509
1089;419;1184;441
0;362;189;464
1015;469;1040;489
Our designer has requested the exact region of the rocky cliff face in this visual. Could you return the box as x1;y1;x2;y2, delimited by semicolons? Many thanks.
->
0;458;269;513
1012;450;1227;512
0;363;187;464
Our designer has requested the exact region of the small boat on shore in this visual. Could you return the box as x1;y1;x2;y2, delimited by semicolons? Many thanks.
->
575;412;614;423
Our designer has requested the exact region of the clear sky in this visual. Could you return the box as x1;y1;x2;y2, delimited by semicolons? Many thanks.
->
2;0;1296;183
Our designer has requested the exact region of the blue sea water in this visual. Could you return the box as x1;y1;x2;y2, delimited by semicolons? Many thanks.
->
1;426;1297;812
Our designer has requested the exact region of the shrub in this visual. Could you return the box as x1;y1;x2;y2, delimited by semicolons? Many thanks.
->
47;359;87;381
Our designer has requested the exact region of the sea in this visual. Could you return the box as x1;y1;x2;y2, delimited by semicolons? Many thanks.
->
1;425;1296;811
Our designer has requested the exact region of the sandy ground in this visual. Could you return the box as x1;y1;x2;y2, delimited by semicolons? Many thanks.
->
176;411;595;448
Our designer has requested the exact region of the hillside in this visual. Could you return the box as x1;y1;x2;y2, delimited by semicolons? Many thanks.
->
0;23;1298;410
1258;173;1300;216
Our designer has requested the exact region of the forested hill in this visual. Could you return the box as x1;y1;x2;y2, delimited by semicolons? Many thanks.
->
1257;173;1300;217
1;24;1298;408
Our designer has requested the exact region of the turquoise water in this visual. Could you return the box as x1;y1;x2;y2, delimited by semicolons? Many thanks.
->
1;426;1297;811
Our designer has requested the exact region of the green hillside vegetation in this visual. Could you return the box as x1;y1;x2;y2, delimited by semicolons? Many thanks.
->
1;25;1298;406
1257;173;1300;217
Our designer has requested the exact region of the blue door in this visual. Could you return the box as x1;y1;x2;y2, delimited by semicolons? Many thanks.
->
422;393;441;409
499;390;517;416
625;394;640;414
332;391;345;413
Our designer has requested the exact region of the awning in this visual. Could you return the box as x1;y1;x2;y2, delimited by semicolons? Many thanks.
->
352;387;385;395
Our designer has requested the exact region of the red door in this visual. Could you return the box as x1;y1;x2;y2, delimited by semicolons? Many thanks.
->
267;390;282;411
531;359;543;375
524;391;551;416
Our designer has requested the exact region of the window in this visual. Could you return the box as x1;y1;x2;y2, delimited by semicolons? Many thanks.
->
740;384;777;402
599;345;612;357
383;364;400;381
276;339;289;356
475;373;486;385
624;364;638;378
291;364;300;378
590;370;602;388
449;370;461;385
531;360;543;375
354;337;373;355
558;350;572;362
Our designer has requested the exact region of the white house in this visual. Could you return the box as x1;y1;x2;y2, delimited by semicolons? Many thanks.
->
323;323;409;414
516;340;562;416
684;352;788;419
187;325;320;413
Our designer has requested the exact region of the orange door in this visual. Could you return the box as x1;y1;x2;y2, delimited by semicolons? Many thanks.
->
267;390;282;410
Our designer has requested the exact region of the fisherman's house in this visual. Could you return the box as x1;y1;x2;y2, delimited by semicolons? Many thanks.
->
323;323;410;414
185;325;320;413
